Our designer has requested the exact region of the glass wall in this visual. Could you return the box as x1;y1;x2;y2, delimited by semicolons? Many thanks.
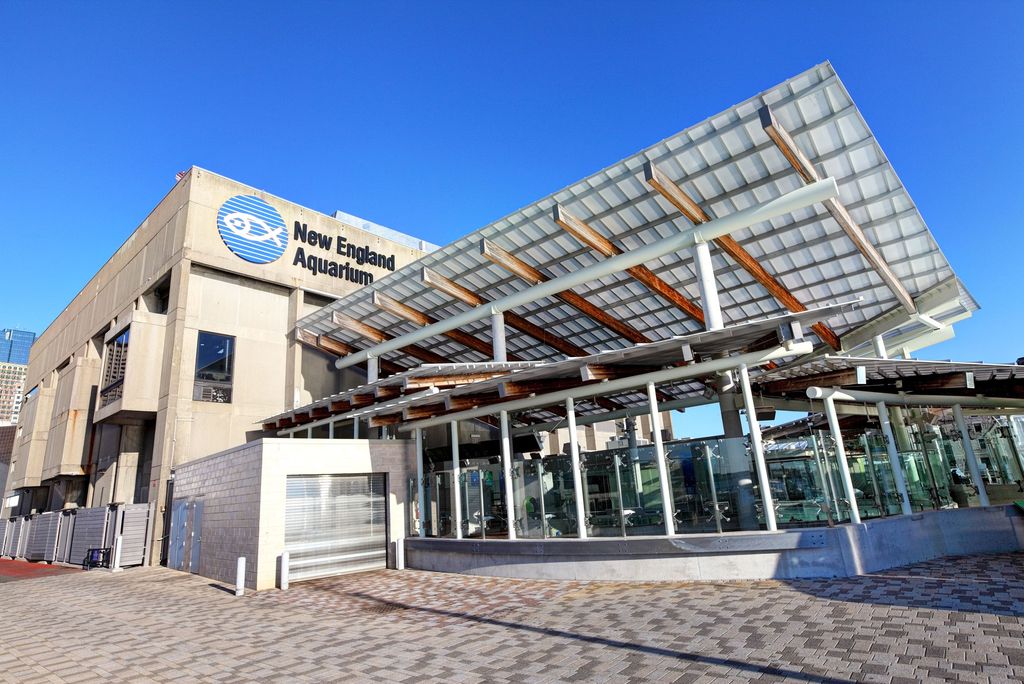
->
668;438;765;533
760;435;841;527
579;443;667;537
405;405;1023;541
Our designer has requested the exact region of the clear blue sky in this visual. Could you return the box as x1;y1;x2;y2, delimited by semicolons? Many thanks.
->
2;2;1021;436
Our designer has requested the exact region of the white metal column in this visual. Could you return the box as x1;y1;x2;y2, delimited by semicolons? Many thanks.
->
693;238;723;331
876;401;912;515
450;421;463;539
499;411;517;540
645;382;676;535
871;335;888;359
366;355;379;384
822;396;862;524
737;364;777;531
415;428;426;538
953;404;990;507
565;398;588;539
491;311;507;362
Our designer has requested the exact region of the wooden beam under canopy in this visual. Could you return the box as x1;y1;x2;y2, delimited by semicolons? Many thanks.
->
551;206;706;326
372;291;519;360
758;105;916;315
369;414;403;428
331;312;449;365
643;161;842;350
757;367;868;395
480;239;649;344
404;372;518;390
421;267;590;358
498;377;590;398
295;327;405;375
895;372;976;393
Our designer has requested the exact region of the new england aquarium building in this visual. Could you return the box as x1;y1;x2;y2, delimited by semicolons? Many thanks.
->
4;62;1023;590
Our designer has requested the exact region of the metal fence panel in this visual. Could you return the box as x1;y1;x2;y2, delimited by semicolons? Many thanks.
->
0;519;11;556
25;512;61;562
67;507;108;567
117;503;152;567
54;510;75;564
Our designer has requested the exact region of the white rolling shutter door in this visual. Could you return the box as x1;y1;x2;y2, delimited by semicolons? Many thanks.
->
285;474;387;582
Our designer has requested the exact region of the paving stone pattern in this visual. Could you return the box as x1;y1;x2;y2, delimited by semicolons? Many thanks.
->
0;558;79;584
0;553;1022;682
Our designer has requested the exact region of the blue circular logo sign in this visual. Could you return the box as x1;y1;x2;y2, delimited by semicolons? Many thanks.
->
217;195;288;264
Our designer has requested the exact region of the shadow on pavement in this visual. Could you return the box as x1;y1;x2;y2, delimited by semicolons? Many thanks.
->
347;590;852;683
781;552;1024;617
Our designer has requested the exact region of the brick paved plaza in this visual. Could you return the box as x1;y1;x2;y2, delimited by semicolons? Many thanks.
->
0;553;1022;683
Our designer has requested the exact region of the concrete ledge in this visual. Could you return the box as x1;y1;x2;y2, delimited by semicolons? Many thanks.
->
405;505;1024;582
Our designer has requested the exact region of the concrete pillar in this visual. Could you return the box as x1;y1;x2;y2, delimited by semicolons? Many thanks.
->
823;396;861;524
693;238;723;331
491;311;507;362
499;411;516;539
953;404;990;507
876;401;912;515
565;398;588;539
717;373;755;527
646;382;676;535
737;365;777;531
450;421;463;539
284;289;306;410
146;258;192;565
415;429;425;538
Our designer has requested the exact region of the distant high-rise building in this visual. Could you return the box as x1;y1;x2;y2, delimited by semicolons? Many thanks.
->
0;362;29;425
0;329;34;426
0;329;35;365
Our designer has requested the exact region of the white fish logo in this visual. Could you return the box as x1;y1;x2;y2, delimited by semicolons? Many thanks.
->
222;211;285;248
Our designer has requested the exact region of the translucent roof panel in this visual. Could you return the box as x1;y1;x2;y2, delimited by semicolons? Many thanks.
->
299;61;976;373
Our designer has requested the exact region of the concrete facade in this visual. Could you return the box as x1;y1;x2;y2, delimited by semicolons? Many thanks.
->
2;168;430;567
170;437;416;591
406;504;1024;581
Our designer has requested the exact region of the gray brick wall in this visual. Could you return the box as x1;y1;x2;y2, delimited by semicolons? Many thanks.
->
172;444;262;588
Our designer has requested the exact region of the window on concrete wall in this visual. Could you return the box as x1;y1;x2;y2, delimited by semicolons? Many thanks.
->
100;328;130;407
193;331;235;403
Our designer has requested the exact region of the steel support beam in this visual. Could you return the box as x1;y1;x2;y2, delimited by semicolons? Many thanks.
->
336;179;838;370
551;205;705;325
415;428;425;538
451;421;463;539
490;311;507;362
372;291;511;360
481;238;651;343
500;410;517;540
565;398;588;539
953;404;990;507
645;382;676;535
738;364;777;531
511;396;713;435
694;238;723;331
807;387;1024;411
822;396;862;525
876;401;912;515
420;267;590;358
644;161;841;349
402;341;812;431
